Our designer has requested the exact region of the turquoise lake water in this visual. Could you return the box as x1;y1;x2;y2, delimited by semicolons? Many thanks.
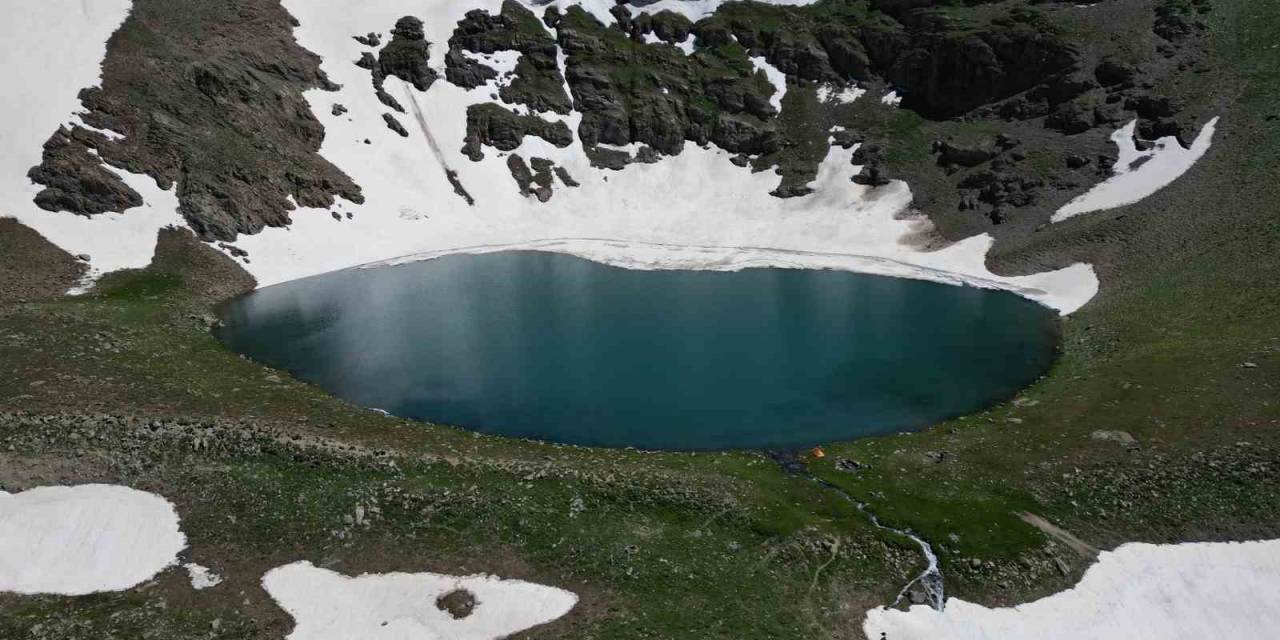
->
214;251;1058;450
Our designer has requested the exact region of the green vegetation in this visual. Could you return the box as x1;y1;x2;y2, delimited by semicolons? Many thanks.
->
3;0;1280;636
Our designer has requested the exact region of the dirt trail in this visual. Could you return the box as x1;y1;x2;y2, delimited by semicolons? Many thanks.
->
1018;512;1099;559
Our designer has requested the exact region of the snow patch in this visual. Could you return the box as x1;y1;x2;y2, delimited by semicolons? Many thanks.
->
864;539;1280;640
185;562;224;590
881;90;902;106
817;84;865;104
750;56;787;112
262;561;577;640
1052;117;1218;222
0;485;186;595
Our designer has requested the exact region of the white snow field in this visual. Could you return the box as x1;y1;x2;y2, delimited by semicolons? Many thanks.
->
0;485;186;595
864;539;1280;640
228;0;1095;314
1;0;1097;314
1053;117;1218;222
0;0;186;285
262;561;577;640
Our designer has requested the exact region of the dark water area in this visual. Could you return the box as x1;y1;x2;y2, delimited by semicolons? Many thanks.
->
215;251;1059;450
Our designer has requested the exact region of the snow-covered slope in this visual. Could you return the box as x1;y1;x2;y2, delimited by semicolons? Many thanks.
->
0;0;1098;314
223;0;1093;314
864;539;1280;640
0;484;186;595
262;561;577;640
1053;118;1218;222
0;0;184;285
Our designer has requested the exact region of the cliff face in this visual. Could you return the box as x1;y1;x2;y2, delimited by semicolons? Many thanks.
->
25;0;363;242
26;0;1215;251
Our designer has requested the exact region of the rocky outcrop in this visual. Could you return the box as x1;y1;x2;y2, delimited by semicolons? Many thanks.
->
27;127;143;216
552;6;780;158
443;48;497;89
448;1;572;114
1154;0;1211;42
378;17;439;92
0;220;87;303
506;155;561;202
461;103;573;160
28;0;364;241
383;113;410;137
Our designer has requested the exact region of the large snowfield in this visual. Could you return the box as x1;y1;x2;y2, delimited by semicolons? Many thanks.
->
0;485;186;595
262;561;578;640
0;0;1100;314
864;539;1280;640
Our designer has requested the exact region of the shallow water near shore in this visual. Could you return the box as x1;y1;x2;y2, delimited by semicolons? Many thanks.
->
215;251;1058;450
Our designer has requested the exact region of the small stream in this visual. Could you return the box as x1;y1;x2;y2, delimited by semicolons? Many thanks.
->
770;452;945;611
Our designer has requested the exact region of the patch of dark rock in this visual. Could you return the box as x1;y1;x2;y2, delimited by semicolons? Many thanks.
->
833;458;866;473
150;227;256;303
1046;100;1099;135
446;170;475;206
554;166;580;187
1094;56;1136;87
27;127;143;216
556;6;779;157
461;103;572;161
449;1;572;114
435;589;477;619
863;9;1082;118
217;243;249;258
633;145;661;164
1127;155;1153;171
646;10;694;44
379;17;439;91
770;183;814;198
1065;154;1091;169
383;113;410;137
355;51;377;70
831;128;861;149
852;163;890;187
729;154;751;167
353;32;381;48
33;0;364;241
1137;117;1187;145
529;157;556;188
1154;0;1210;42
505;154;552;201
585;145;631;170
507;154;535;194
443;48;498;89
331;103;348;116
0;219;87;304
1126;93;1179;119
375;87;405;113
935;141;996;168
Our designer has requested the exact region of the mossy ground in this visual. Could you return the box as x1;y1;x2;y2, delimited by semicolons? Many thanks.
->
1;0;1279;637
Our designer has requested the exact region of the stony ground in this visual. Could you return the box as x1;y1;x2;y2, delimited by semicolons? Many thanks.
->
1;0;1279;638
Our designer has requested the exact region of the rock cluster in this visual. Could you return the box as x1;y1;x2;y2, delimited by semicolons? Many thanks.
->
448;1;573;114
28;127;143;216
461;103;572;161
25;0;364;241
